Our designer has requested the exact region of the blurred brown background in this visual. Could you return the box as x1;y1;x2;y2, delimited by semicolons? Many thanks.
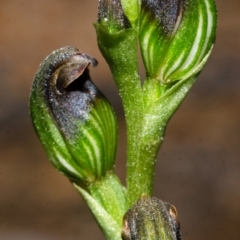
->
0;0;240;239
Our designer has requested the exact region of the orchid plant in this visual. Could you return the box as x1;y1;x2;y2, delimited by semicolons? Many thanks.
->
30;0;217;239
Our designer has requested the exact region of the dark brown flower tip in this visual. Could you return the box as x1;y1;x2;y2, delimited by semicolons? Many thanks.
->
122;195;182;240
142;0;186;37
98;0;131;32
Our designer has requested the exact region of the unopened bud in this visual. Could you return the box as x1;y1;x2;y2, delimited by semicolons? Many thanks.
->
122;195;182;240
30;46;118;184
140;0;217;83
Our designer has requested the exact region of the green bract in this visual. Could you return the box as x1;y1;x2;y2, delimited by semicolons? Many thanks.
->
140;0;217;83
30;46;118;184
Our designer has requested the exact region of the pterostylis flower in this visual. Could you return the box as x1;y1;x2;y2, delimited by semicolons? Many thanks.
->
122;195;182;240
30;46;118;184
30;47;128;239
140;0;217;83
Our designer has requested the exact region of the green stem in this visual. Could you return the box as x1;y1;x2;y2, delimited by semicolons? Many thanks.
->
95;25;172;207
95;25;151;207
126;79;166;206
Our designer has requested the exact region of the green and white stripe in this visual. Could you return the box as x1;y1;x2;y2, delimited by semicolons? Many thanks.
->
66;97;118;182
140;0;217;83
31;88;117;184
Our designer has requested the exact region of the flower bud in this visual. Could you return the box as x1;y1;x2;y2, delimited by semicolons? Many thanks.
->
122;195;182;240
97;0;131;33
139;0;217;83
30;46;118;184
